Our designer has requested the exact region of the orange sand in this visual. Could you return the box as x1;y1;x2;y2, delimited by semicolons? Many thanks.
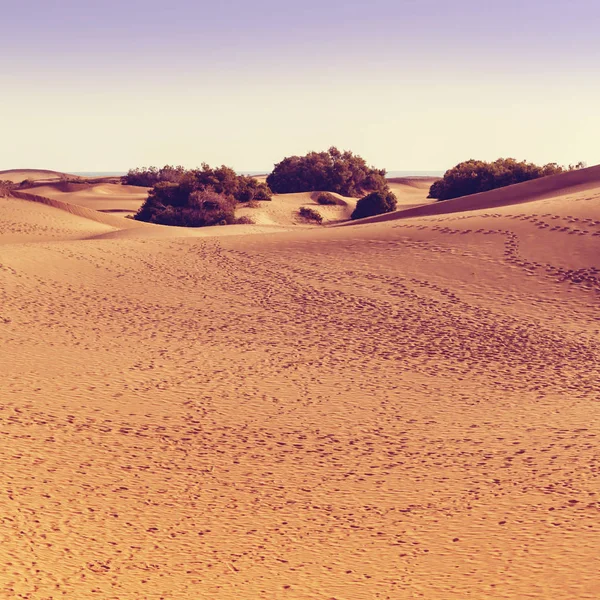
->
0;168;599;599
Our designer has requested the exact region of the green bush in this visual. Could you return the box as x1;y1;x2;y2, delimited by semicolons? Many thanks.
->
123;165;187;187
235;215;255;225
133;165;272;227
299;206;323;223
126;164;272;202
429;158;585;201
235;175;272;202
351;190;397;220
315;191;345;206
267;147;388;196
0;180;16;195
135;186;236;227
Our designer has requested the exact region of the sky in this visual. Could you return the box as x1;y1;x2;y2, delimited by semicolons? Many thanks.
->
1;0;599;173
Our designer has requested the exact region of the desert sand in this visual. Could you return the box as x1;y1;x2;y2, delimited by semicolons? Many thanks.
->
1;167;599;599
0;169;72;184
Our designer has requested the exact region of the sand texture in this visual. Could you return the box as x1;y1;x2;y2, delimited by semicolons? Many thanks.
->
20;182;150;216
1;168;599;599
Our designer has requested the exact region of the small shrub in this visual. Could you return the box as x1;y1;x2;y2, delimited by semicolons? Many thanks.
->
235;215;255;225
315;191;345;205
19;179;35;188
0;180;17;195
235;175;272;202
299;206;323;223
253;186;272;201
351;190;397;220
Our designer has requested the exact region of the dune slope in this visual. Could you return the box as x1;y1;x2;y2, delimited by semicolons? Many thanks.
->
0;170;599;599
0;168;72;183
348;164;600;226
23;182;150;215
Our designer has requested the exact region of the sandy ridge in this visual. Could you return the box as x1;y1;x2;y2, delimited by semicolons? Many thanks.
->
343;164;600;225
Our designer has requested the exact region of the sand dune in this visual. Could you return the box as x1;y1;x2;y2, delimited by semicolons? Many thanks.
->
349;164;600;225
1;169;599;599
7;190;148;230
23;181;150;215
0;168;72;183
237;191;356;226
5;176;435;225
0;194;117;243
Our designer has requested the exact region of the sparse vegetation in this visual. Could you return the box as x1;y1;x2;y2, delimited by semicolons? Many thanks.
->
0;180;16;195
429;158;587;201
123;165;187;187
125;164;271;202
234;215;255;225
132;164;272;227
267;147;388;196
299;206;323;223
351;190;398;220
315;191;346;206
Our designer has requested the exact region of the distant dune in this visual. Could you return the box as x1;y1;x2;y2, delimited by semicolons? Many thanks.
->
0;168;73;183
344;164;600;225
1;165;599;598
22;181;149;215
4;176;435;226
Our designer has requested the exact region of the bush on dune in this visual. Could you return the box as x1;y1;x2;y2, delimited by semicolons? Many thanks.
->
136;186;236;227
125;164;272;202
267;147;388;197
315;191;346;206
429;158;586;201
123;165;187;187
133;164;272;227
235;175;272;202
299;206;323;223
0;180;17;195
351;190;398;220
234;215;255;225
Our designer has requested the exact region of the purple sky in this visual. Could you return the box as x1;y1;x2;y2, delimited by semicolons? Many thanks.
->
1;0;599;171
3;0;598;71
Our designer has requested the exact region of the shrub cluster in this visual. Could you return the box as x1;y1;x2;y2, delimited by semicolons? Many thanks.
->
315;191;346;206
0;180;17;195
351;190;398;220
135;188;236;227
267;147;387;197
133;164;272;227
299;206;323;223
429;158;586;201
124;165;187;187
127;164;271;202
234;215;255;225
